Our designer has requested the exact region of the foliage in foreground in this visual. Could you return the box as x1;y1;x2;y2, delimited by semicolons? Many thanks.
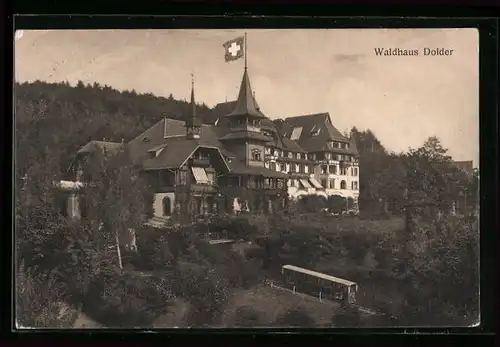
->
82;268;175;328
16;263;78;328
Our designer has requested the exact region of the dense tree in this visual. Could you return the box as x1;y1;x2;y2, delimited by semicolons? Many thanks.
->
15;81;214;178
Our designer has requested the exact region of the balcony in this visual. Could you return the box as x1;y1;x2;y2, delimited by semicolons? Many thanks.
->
176;183;217;194
265;153;278;162
190;158;211;167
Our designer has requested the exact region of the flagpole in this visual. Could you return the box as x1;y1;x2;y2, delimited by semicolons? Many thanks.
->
244;32;248;69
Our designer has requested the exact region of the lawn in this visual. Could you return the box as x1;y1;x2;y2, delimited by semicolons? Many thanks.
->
220;284;342;327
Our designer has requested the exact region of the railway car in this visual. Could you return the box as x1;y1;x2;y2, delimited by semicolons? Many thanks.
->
282;264;358;304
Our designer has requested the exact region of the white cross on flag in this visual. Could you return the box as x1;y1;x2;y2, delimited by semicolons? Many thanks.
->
223;36;244;62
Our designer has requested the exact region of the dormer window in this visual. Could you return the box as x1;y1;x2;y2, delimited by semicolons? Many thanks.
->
288;152;293;159
311;125;321;136
338;142;342;148
148;145;167;158
290;127;303;140
312;153;316;160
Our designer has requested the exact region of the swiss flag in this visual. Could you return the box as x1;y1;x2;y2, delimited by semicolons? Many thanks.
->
223;36;244;62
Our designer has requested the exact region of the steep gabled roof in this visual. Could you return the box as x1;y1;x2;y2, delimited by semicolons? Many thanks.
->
283;112;351;152
142;138;199;170
128;118;234;167
281;138;306;153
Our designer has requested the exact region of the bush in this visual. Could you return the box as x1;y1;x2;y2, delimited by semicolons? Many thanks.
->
173;262;231;327
16;263;77;328
83;268;175;327
299;195;328;213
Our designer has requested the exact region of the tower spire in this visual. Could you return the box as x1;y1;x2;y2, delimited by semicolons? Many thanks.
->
190;72;195;113
186;72;201;139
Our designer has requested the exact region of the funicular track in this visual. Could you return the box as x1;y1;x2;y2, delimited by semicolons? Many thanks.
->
265;279;397;320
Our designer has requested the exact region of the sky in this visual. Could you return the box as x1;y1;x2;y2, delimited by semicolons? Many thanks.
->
15;29;479;165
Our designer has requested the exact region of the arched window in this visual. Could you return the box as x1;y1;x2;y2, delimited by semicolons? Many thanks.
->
162;197;172;216
340;180;347;189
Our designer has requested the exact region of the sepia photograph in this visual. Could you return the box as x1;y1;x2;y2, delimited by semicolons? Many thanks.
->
14;28;479;329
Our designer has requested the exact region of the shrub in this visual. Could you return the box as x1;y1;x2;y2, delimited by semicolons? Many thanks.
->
83;268;175;328
16;263;77;328
173;262;231;327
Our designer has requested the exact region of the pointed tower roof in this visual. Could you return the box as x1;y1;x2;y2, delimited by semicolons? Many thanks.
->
226;68;266;119
186;74;202;127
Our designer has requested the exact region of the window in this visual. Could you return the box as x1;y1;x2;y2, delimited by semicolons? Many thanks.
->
309;165;315;173
321;166;328;174
304;154;308;160
290;127;303;140
338;142;342;148
251;149;262;161
340;180;347;189
296;153;301;160
311;153;316;160
178;170;187;185
163;197;172;216
353;181;359;190
265;147;271;155
280;163;287;172
206;171;216;185
325;152;331;160
329;165;337;174
295;164;300;173
288;152;293;159
311;125;321;136
329;179;336;189
353;167;358;176
304;165;309;174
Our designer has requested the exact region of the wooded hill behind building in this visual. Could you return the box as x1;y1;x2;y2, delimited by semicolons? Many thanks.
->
15;73;477;223
16;66;363;222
